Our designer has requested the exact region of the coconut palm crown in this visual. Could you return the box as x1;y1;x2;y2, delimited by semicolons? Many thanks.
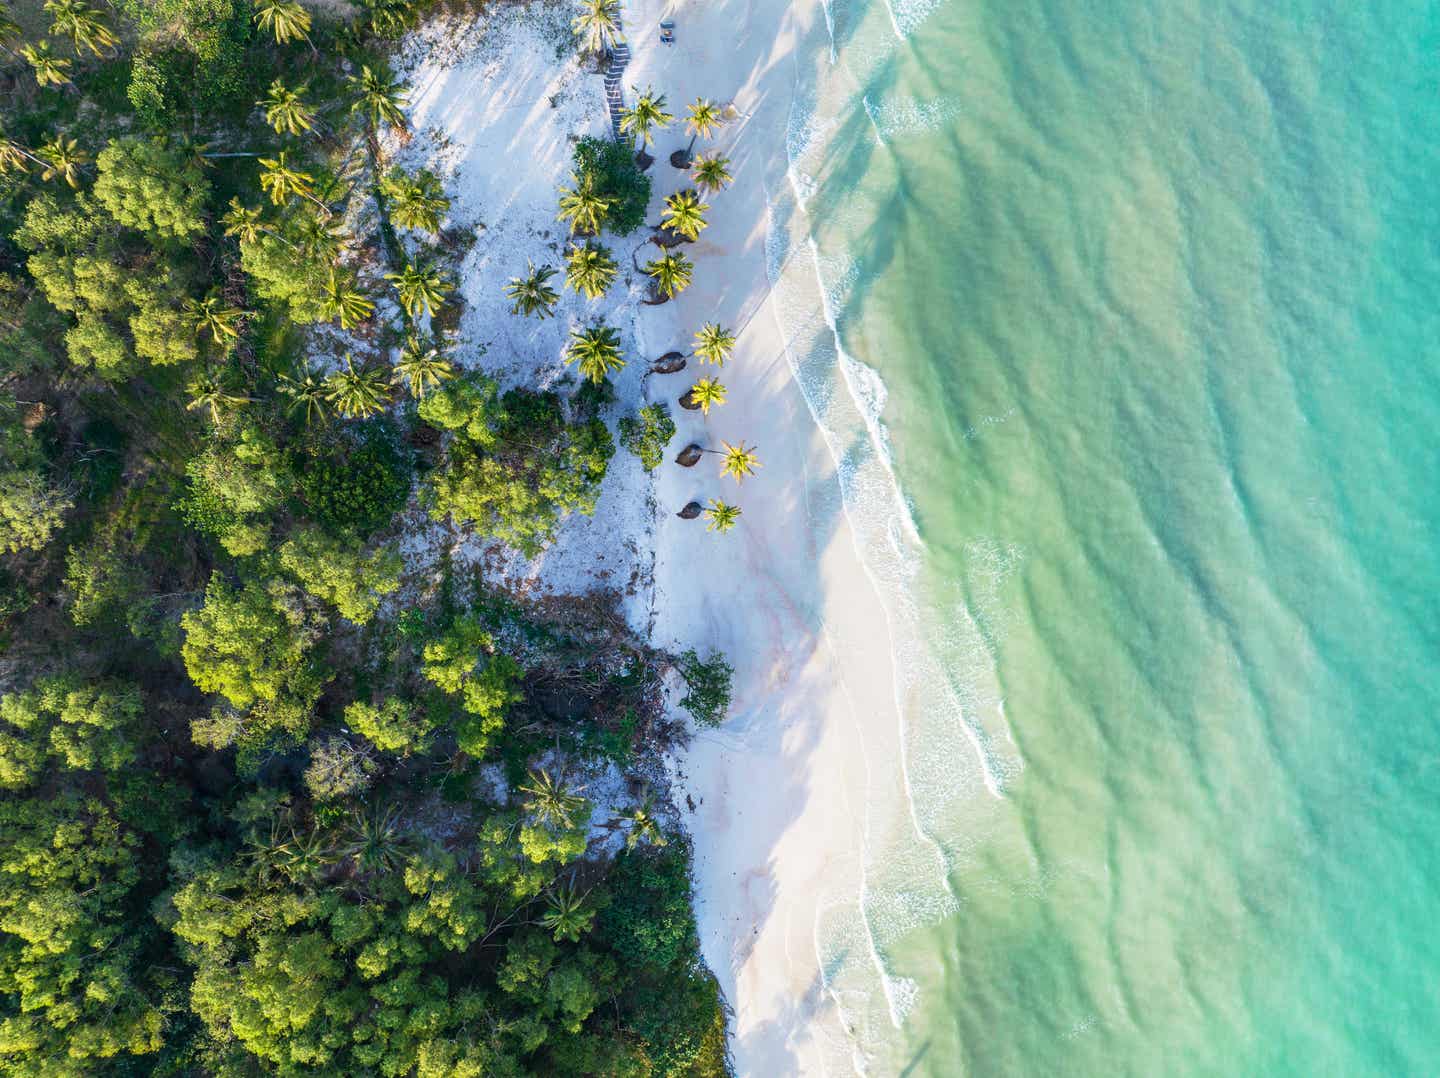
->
22;42;73;88
564;325;626;385
644;251;694;299
518;769;587;830
661;191;709;241
564;243;618;300
254;0;312;45
679;97;722;162
687;377;727;416
36;136;88;188
386;260;453;319
277;363;329;425
259;79;315;136
325;353;391;419
704;500;742;533
719;440;762;482
46;0;119;57
692;152;734;195
505;262;560;319
392;337;456;399
349;64;408;131
556;173;612;236
572;0;620;59
692;322;736;366
619;86;673;152
321;272;375;330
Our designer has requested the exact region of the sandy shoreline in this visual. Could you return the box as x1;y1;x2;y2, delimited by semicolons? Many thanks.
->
389;1;897;1070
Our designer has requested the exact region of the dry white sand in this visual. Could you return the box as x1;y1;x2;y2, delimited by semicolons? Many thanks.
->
388;1;915;1071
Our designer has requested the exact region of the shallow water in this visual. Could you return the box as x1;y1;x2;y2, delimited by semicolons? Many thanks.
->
774;0;1440;1072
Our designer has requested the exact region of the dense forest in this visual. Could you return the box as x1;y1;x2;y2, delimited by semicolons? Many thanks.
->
0;0;733;1073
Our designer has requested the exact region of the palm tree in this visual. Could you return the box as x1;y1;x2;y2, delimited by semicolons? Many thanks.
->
392;337;455;399
643;251;694;300
518;769;587;830
565;325;625;385
387;260;453;319
619;87;673;169
259;79;314;136
186;373;251;425
22;42;72;88
221;199;267;245
248;820;333;884
673;97;722;168
0;8;20;47
660;190;708;242
325;353;391;419
556;173;612;236
254;0;312;45
321;271;374;330
35;136;87;187
350;64;409;132
539;883;595;942
684;377;727;415
505;262;559;318
624;797;668;850
382;170;449;233
564;243;618;300
571;0;620;62
277;363;330;425
258;151;316;207
296;215;345;261
692;322;735;366
186;295;246;345
692;152;734;195
703;500;742;533
361;0;417;36
45;0;119;57
341;804;409;876
0;133;29;178
719;440;762;482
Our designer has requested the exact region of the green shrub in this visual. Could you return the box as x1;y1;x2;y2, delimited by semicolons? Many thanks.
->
618;404;676;472
295;422;412;537
676;648;733;727
573;136;651;237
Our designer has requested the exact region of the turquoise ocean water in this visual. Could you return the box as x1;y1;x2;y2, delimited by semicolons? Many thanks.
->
771;0;1440;1072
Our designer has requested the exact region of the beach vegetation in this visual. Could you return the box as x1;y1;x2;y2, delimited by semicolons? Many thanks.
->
507;260;561;317
684;376;727;415
693;320;736;365
661;189;710;240
676;648;734;726
619;403;677;471
619;85;673;167
565;323;627;384
557;170;613;235
573;135;651;235
704;499;742;533
393;335;457;398
719;439;762;482
0;1;729;1071
572;0;621;62
692;151;734;194
564;241;619;299
674;96;723;168
422;373;615;554
644;249;694;299
387;258;454;318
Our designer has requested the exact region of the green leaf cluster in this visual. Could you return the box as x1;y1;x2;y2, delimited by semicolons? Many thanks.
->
422;374;614;557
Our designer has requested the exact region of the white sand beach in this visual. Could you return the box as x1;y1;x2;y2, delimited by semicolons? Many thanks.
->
387;1;920;1070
